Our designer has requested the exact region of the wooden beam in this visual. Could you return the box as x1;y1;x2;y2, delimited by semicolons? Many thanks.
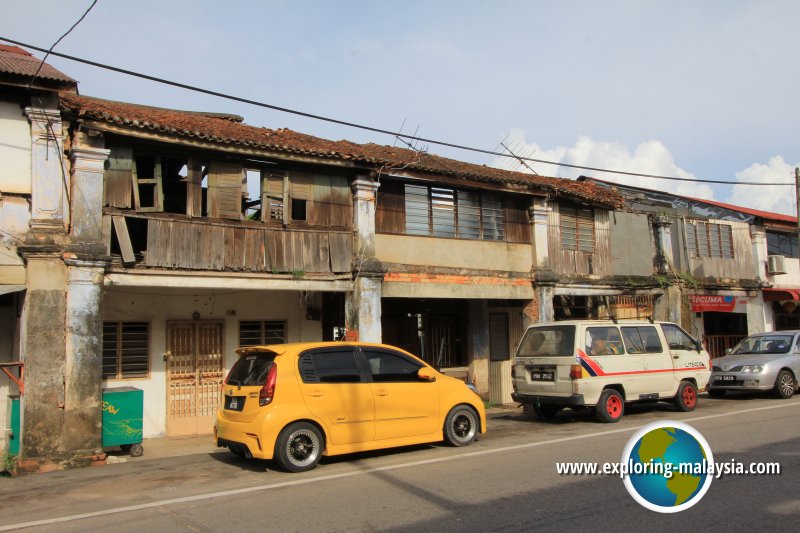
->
112;215;136;265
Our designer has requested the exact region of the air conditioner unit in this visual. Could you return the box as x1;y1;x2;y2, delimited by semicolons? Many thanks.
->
767;255;787;275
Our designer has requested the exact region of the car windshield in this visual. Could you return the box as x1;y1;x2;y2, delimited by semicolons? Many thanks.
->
731;335;794;355
517;325;575;357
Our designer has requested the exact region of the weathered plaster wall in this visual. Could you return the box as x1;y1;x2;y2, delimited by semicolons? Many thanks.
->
0;101;31;194
376;234;532;272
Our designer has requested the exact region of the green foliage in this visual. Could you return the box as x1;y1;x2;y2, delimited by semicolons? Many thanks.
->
1;453;16;476
291;269;306;279
654;274;671;288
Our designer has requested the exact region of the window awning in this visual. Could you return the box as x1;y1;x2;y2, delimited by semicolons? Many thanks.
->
763;288;800;301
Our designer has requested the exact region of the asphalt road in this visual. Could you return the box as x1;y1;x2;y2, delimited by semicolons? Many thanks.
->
1;393;798;532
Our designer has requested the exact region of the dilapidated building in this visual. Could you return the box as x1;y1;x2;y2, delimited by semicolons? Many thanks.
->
5;45;779;470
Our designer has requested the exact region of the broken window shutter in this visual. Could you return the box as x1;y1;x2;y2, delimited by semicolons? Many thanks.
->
504;197;531;244
105;147;133;208
261;171;286;222
207;161;243;220
132;154;164;212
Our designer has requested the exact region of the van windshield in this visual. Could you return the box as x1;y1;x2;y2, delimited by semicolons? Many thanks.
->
226;353;276;386
517;325;576;357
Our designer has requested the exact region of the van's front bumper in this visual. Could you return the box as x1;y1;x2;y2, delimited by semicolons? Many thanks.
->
512;392;586;407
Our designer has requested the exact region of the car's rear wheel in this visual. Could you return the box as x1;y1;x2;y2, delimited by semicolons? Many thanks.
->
674;381;698;412
595;389;624;423
707;389;726;398
534;404;561;420
444;405;479;446
773;370;795;399
274;422;323;472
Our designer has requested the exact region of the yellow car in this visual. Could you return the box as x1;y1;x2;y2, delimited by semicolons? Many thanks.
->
215;342;486;472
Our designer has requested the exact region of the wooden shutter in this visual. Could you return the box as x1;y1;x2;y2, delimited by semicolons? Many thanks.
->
329;176;352;228
376;180;405;233
308;174;331;226
185;157;203;217
261;171;286;222
504;197;531;244
207;161;243;220
104;147;133;208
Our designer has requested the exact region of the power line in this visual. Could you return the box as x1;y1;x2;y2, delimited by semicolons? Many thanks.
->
0;36;795;187
27;0;98;89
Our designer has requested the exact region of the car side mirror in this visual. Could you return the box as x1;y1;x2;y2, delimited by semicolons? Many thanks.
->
693;339;702;353
417;367;437;382
725;348;733;355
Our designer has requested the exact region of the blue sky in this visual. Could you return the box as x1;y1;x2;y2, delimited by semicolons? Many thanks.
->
3;1;799;213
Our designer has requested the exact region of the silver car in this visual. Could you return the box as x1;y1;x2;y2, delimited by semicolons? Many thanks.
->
708;331;800;399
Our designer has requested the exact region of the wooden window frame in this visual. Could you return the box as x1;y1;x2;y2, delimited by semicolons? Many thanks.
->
560;204;595;252
238;320;288;346
685;221;734;259
401;183;507;241
102;321;151;380
131;153;164;213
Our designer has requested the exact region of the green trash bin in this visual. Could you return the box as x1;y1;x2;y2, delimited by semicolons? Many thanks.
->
102;387;144;457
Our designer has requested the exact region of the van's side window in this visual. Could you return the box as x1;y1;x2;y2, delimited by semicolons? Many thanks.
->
621;326;663;354
586;327;624;356
661;324;697;350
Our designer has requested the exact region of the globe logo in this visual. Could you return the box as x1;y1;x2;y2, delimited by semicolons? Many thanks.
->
621;421;714;513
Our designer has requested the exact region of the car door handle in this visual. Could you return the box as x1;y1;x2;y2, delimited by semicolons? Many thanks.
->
375;391;389;397
673;356;680;359
308;392;325;398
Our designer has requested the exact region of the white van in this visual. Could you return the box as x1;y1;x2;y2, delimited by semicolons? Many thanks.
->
511;320;711;422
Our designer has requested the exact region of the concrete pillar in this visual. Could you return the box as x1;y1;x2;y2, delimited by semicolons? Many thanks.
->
63;259;106;452
346;177;383;342
70;140;110;244
750;226;767;282
524;197;557;327
654;285;683;325
25;106;68;235
467;300;489;394
652;213;674;275
17;252;68;461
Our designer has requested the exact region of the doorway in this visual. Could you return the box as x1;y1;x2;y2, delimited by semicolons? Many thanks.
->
166;321;224;436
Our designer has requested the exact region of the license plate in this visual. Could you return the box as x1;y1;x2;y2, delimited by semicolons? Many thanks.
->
714;375;736;382
531;370;555;381
225;395;245;411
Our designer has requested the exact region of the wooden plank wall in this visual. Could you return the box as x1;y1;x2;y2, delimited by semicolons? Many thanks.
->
104;147;133;208
144;219;353;273
548;203;612;276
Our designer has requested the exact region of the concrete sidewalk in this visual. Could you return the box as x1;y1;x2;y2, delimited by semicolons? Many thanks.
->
105;404;522;464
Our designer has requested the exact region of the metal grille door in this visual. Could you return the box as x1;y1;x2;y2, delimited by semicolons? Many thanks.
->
167;321;224;436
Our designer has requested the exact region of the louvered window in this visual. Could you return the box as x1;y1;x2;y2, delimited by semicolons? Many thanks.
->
262;172;286;222
239;321;287;346
560;205;595;252
403;184;505;240
685;221;734;259
102;322;150;380
207;161;244;220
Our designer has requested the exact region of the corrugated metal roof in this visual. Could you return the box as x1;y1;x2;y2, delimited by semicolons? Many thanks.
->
59;93;624;208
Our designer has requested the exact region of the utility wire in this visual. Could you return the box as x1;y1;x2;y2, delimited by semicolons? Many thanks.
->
27;1;98;89
0;36;794;187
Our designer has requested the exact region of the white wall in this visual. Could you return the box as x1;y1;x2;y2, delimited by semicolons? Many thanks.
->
0;101;31;195
102;288;326;438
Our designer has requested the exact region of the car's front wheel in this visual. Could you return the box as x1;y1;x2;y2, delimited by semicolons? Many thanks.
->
773;370;796;399
274;422;323;472
444;405;479;446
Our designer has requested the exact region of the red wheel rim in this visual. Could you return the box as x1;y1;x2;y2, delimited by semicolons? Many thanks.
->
682;385;696;408
606;395;622;418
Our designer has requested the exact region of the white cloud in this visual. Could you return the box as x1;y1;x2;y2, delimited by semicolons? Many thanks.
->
728;156;798;216
490;130;716;199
